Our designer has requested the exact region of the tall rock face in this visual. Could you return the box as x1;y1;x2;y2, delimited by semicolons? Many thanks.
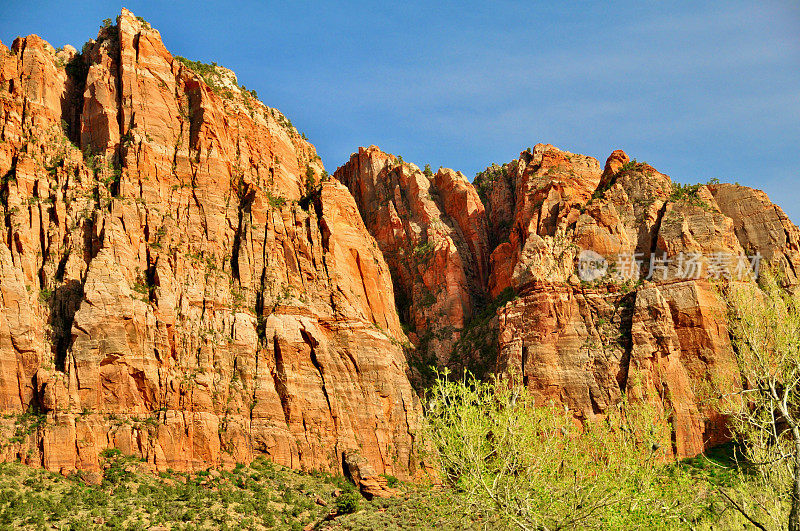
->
477;144;603;297
337;142;795;458
0;10;422;480
334;147;490;377
481;145;743;457
708;183;800;285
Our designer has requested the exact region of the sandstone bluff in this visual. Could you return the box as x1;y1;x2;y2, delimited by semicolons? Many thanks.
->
0;10;798;487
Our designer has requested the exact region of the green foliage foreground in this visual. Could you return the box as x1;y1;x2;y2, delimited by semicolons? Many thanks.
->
720;272;800;530
422;371;749;530
0;390;772;530
0;457;497;530
0;456;343;530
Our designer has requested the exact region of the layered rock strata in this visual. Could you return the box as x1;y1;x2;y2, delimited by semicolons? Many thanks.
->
337;142;794;457
0;10;422;480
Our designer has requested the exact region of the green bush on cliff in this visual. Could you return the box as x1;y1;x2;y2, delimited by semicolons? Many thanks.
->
473;162;507;204
669;182;714;210
175;56;220;89
135;16;151;29
670;182;702;201
305;164;317;194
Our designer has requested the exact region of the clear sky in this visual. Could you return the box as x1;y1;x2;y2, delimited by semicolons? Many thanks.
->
2;1;798;221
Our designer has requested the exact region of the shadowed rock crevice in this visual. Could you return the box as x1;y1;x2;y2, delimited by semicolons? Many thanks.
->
271;337;292;426
62;54;88;146
49;279;84;372
649;200;670;259
301;328;336;432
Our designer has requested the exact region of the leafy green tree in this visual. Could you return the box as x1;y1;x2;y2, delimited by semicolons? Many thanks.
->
335;488;360;514
305;165;316;195
423;370;705;530
721;272;800;530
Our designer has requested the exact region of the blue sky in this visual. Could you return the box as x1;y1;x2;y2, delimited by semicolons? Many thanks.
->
2;1;798;221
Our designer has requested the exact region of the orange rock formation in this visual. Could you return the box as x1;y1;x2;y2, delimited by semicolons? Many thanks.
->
0;10;421;484
337;143;796;457
2;9;798;477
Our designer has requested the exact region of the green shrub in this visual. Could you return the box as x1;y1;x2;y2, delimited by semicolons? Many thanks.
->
175;56;224;92
420;290;436;307
100;448;122;459
335;489;360;514
619;159;639;174
413;241;434;256
473;163;507;203
669;182;712;210
304;165;316;194
380;474;399;488
135;16;151;29
38;288;53;303
670;182;701;202
266;191;286;209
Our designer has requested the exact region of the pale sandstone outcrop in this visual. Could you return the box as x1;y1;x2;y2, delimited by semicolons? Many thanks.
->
709;183;800;284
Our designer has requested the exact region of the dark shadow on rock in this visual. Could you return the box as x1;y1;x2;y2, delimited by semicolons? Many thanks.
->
49;279;84;372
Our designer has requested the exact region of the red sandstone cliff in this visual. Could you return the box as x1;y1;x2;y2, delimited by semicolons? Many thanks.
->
0;10;421;486
482;146;745;456
337;142;796;458
2;9;798;476
334;147;490;378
